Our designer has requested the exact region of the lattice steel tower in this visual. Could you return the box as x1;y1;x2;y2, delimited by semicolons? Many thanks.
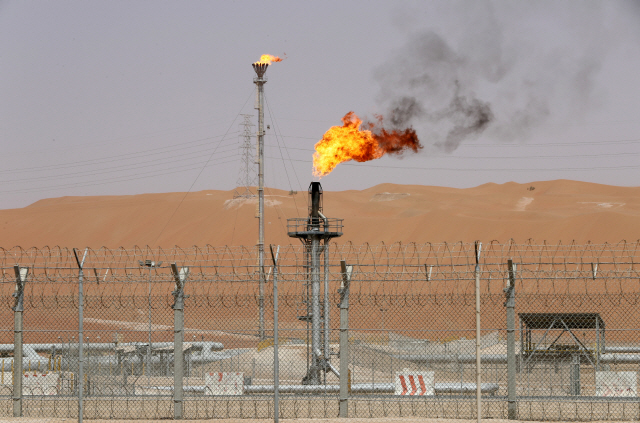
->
233;114;257;199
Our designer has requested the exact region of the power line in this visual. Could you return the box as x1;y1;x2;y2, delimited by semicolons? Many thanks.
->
10;137;635;182
151;88;257;245
5;132;637;177
277;135;640;146
263;144;640;160
3;119;235;157
266;156;640;172
435;152;640;159
0;156;241;194
0;132;240;175
425;138;640;147
264;93;302;217
0;147;240;184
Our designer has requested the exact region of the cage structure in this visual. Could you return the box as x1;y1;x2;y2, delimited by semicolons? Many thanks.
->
287;182;343;385
519;313;605;370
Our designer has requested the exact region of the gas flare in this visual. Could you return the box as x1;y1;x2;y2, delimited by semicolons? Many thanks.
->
254;54;284;65
313;112;422;177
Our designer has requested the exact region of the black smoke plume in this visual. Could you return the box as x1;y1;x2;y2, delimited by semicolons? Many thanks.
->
374;4;608;152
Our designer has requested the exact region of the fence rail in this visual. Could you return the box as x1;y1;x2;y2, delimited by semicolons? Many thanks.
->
1;241;639;421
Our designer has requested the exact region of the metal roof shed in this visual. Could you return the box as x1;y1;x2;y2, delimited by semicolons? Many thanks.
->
519;313;605;369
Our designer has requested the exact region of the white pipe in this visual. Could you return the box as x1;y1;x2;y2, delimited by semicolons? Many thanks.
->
0;342;230;371
244;382;500;395
395;354;509;364
245;383;390;394
327;361;340;378
396;353;640;365
600;353;640;364
605;346;640;354
0;341;223;353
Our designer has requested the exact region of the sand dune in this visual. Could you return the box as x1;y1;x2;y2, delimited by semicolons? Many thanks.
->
0;179;638;248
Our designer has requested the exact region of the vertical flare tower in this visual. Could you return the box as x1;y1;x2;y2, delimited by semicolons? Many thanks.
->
288;182;343;384
252;62;267;340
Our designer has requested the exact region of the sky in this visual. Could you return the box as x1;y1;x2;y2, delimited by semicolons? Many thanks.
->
1;0;639;210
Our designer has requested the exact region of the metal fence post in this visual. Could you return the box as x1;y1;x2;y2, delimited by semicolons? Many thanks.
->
73;248;88;423
171;263;189;420
12;265;28;417
270;245;280;423
323;243;330;370
505;259;517;420
339;260;352;418
474;241;482;423
570;355;580;396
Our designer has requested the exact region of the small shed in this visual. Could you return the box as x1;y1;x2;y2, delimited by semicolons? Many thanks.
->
519;313;604;367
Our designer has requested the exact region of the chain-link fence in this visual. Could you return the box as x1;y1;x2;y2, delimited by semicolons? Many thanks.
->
0;240;639;421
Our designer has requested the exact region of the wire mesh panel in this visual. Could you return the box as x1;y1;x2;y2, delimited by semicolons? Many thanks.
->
0;241;637;421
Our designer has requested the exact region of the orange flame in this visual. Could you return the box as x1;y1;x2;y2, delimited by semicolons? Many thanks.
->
313;112;422;177
254;54;284;65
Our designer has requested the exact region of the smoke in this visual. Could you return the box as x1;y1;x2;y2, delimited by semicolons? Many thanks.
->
366;115;422;156
388;97;423;128
374;2;610;152
432;82;494;152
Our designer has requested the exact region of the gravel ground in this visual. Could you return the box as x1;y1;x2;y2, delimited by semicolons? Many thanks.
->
0;419;634;423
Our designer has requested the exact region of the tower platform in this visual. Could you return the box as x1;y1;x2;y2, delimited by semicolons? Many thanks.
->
287;218;343;239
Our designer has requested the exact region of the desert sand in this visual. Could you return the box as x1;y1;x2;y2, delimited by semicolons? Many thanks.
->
0;179;638;248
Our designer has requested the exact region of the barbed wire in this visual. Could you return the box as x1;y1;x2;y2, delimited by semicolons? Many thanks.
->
1;239;639;269
0;241;637;301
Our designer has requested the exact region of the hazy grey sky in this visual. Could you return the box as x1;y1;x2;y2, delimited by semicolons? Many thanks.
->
1;0;639;209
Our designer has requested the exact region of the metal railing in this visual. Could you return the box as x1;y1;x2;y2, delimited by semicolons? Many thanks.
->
286;217;344;237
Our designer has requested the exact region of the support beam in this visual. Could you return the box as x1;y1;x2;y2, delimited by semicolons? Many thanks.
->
506;259;517;420
323;241;330;366
171;263;189;420
309;238;321;384
270;245;280;423
474;241;482;423
339;260;352;418
12;265;27;418
73;248;88;423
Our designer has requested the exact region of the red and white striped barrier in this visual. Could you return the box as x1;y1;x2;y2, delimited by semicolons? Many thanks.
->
394;371;434;396
204;372;244;396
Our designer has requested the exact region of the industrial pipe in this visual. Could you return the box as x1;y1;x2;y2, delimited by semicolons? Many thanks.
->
0;341;223;354
327;361;340;378
600;353;640;364
604;346;640;354
244;382;500;395
395;353;640;365
245;383;391;394
0;342;230;370
394;354;509;364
